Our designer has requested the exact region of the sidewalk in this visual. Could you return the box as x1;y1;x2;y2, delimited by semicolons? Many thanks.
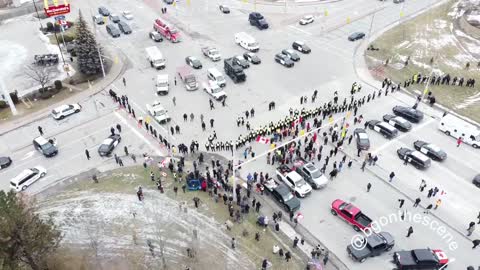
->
0;49;126;136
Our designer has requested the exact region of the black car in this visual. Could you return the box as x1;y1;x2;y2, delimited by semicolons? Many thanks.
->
149;31;163;42
243;52;261;64
392;106;424;123
164;0;174;4
354;128;370;150
348;32;365;41
106;24;121;38
292;41;311;54
185;56;202;69
233;56;250;68
219;5;230;13
281;49;300;62
117;21;132;34
347;232;394;263
367;120;398;139
275;53;294;67
98;6;110;16
397;147;431;169
413;140;447;161
270;185;301;212
383;114;412;132
0;156;12;169
473;174;480;188
393;249;449;270
98;134;121;156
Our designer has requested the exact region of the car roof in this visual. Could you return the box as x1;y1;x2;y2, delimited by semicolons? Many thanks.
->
342;203;361;215
53;104;70;111
411;151;429;161
294;41;305;45
304;163;317;172
412;249;437;262
11;168;35;183
34;136;49;145
378;122;396;131
102;138;113;145
367;233;387;247
358;133;368;139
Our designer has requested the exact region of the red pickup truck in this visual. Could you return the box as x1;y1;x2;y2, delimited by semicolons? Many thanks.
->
331;199;372;231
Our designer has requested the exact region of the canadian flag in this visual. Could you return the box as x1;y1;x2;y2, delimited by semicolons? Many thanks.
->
256;136;270;144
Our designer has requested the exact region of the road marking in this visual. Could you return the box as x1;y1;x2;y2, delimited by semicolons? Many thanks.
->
287;25;312;36
371;118;436;154
21;151;35;161
114;111;164;156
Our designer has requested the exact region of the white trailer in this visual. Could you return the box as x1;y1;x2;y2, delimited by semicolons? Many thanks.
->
438;114;480;148
145;46;165;69
234;32;259;52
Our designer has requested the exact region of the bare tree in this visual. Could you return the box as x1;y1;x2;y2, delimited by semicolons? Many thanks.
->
24;65;52;91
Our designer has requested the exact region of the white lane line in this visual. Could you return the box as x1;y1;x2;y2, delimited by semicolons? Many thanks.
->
371;118;436;154
114;111;164;156
288;25;313;36
21;151;35;161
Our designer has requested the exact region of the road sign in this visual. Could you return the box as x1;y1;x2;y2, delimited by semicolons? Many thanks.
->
54;15;65;21
44;0;70;17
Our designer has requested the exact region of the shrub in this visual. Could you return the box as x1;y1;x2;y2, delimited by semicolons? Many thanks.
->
9;91;19;104
54;80;63;90
0;100;8;109
46;22;54;32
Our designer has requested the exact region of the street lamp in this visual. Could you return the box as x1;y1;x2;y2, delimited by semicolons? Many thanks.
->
32;0;43;30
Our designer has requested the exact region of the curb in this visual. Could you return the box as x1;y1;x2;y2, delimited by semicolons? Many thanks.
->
233;0;342;7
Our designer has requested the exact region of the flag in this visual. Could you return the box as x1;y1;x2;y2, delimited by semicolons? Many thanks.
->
256;136;270;144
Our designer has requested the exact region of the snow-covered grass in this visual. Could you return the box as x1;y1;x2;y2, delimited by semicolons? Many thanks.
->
365;0;480;122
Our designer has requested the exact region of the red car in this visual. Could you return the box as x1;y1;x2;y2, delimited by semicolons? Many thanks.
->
331;199;372;231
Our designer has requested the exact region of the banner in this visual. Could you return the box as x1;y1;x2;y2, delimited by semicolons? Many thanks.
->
44;0;70;17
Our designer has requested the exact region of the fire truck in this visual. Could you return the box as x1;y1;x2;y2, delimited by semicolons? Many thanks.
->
153;18;180;42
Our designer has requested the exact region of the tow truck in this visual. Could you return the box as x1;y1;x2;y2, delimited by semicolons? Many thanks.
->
153;18;180;42
146;101;171;124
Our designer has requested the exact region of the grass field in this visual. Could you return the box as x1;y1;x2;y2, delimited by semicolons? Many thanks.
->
365;0;480;122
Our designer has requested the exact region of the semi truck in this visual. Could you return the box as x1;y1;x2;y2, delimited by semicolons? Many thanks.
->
145;46;165;70
177;66;198;91
224;58;246;83
153;18;180;42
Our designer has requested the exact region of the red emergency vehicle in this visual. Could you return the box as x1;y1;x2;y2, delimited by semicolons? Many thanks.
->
153;18;180;42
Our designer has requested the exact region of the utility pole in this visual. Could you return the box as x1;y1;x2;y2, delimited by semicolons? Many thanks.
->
32;0;43;30
91;11;106;78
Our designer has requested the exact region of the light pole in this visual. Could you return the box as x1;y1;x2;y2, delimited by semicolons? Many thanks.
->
32;0;43;30
91;12;106;78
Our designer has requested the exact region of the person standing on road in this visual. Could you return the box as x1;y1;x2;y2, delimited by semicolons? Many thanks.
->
434;199;442;210
116;123;122;133
322;251;329;265
118;157;124;167
457;137;463;147
477;211;480;224
293;236;299;248
361;161;367;172
38;126;44;136
472;239;480;249
85;149;90;160
389;172;395;182
174;76;177;86
366;183;372;192
210;118;214;128
406;226;414;237
467;222;475;236
124;146;129;156
413;197;421;207
255;201;261;212
122;77;126;87
398;199;405;208
190;113;194;122
172;96;176;106
231;237;236;249
110;127;115;136
424;204;433;214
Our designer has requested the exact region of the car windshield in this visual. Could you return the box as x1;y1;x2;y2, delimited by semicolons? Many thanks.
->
284;192;294;201
427;144;441;152
360;139;369;144
40;143;55;151
154;110;166;116
311;170;321;178
295;179;307;188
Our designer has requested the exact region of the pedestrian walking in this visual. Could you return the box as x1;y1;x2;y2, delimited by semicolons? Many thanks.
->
406;226;414;237
116;123;122;133
366;183;372;192
413;197;421;207
472;239;480;249
255;201;261;212
467;222;475;236
434;199;441;210
293;236;299;248
85;149;90;160
131;154;136;162
110;127;115;136
323;251;329;265
210;118;214;128
124;146;129;156
114;154;119;164
389;172;395;182
348;160;353;168
231;237;236;249
477;211;480;224
398;199;405;208
190;113;194;121
285;251;292;262
38;126;44;136
361;161;366;172
122;77;126;87
172;96;176;106
174;76;177;86
118;158;124;166
424;204;433;214
457;137;463;147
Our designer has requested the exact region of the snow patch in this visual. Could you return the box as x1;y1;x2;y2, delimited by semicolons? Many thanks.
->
434;19;448;29
0;40;28;90
395;40;410;49
455;92;480;109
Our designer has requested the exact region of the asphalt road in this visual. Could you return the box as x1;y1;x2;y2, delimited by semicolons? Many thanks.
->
1;0;479;269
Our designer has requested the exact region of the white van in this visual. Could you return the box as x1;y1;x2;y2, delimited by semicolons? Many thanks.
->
234;32;259;52
10;166;47;191
207;68;226;87
438;114;480;148
155;74;169;95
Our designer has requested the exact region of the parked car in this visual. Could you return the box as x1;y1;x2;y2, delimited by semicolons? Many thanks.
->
233;55;250;68
393;249;448;270
0;156;12;169
276;165;312;198
51;103;82;120
413;140;447;161
348;32;365;41
118;21;132;34
473;174;480;188
382;114;412;131
122;10;133;20
164;0;174;4
331;199;372;231
393;0;405;3
275;53;294;67
292;41;311;54
109;13;120;23
33;136;58;157
98;134;121;156
292;159;328;189
367;120;398;139
270;185;301;213
243;52;261;64
106;24;121;37
346;232;395;263
392;106;424;123
299;15;314;25
98;6;110;16
10;166;47;191
185;56;202;69
397;147;431;169
281;49;300;62
219;5;230;13
149;31;163;42
354;128;370;150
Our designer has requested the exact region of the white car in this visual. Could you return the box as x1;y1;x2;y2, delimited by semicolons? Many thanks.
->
299;15;314;25
51;103;82;120
122;10;133;20
10;166;47;191
203;81;226;101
